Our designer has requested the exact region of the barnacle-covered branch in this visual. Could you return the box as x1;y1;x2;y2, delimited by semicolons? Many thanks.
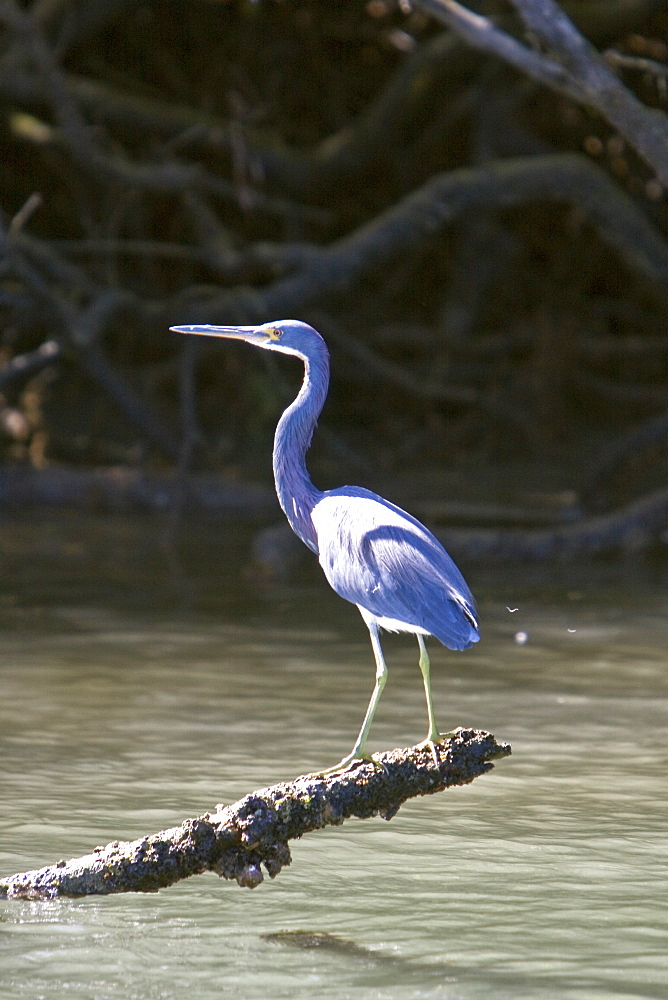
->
0;729;510;900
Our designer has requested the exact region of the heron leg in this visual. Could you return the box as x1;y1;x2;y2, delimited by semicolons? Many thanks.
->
317;620;388;774
417;635;454;768
349;620;388;759
417;635;440;744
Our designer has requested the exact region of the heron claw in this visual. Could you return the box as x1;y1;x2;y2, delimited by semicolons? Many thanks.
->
418;731;458;769
309;751;388;778
420;740;441;769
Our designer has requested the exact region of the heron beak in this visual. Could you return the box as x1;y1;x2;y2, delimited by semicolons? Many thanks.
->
170;324;266;344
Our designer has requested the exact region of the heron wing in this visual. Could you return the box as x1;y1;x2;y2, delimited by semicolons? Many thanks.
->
311;488;478;651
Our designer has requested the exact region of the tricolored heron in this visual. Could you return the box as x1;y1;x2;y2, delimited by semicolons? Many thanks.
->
170;319;479;770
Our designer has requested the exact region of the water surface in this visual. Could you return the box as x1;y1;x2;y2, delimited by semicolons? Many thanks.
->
1;511;667;999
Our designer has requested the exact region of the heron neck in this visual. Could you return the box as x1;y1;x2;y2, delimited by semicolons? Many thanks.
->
272;343;329;554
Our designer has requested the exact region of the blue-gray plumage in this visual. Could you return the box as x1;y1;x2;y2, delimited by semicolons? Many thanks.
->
170;319;479;770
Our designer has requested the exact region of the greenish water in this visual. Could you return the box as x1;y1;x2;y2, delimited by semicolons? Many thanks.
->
1;511;667;999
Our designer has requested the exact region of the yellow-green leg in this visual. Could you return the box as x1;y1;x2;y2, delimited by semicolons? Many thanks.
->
417;635;451;766
417;635;439;742
319;619;388;774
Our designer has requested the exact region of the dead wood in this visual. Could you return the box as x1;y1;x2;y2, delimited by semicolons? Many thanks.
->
1;0;667;543
439;487;668;560
169;153;668;325
419;0;668;185
3;463;668;562
0;728;510;900
0;338;60;389
0;464;274;514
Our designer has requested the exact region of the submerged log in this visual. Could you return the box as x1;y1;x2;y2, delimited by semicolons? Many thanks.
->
0;728;509;900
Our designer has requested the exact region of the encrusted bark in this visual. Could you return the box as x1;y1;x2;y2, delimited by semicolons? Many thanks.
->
1;728;510;900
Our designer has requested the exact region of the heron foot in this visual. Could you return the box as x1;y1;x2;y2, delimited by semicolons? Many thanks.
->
419;731;459;769
309;750;388;778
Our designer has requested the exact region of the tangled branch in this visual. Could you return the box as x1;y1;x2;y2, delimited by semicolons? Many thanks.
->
0;0;666;544
417;0;668;184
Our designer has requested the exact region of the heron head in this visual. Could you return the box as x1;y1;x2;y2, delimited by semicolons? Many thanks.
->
169;319;322;358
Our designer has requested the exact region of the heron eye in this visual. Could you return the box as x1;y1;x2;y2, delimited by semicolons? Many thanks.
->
266;327;283;341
